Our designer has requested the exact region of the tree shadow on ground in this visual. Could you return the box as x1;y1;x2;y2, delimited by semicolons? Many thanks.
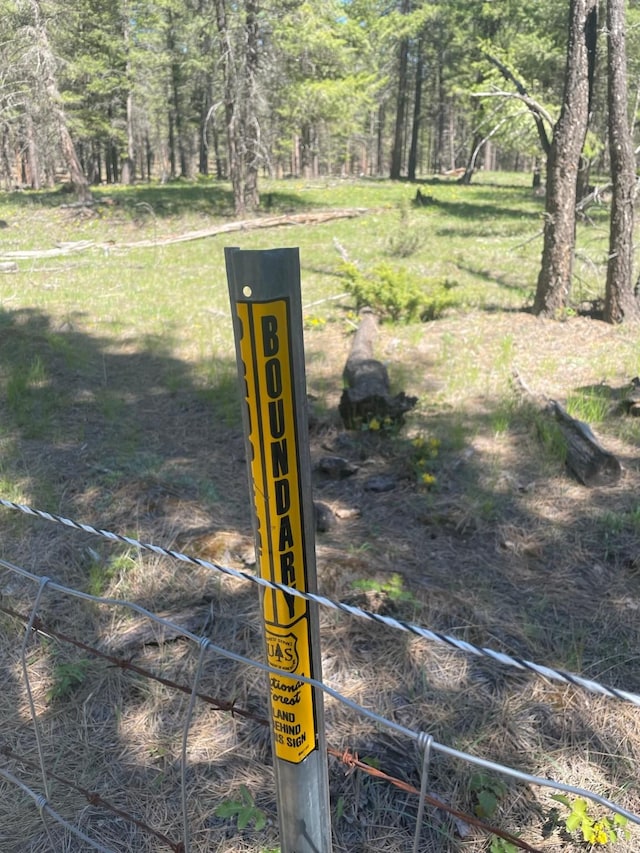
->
0;181;324;220
418;195;541;223
0;305;269;850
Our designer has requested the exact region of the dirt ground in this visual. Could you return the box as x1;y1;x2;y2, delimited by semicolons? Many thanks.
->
2;306;640;851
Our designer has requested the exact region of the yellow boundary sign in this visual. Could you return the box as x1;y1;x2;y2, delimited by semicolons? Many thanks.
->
235;298;318;764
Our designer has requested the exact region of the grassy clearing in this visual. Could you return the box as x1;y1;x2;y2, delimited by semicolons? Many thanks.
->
0;174;639;852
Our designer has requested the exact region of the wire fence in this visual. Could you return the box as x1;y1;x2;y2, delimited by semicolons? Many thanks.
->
1;499;639;852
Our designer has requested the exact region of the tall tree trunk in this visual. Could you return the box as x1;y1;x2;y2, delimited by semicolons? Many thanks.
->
30;0;91;201
242;0;260;209
434;48;447;173
407;36;424;182
145;133;153;182
24;112;40;189
604;0;639;323
216;0;241;208
121;90;136;184
458;131;483;186
121;13;135;185
390;33;409;180
168;112;177;179
1;123;13;189
376;103;385;176
167;9;188;178
300;123;314;178
533;0;597;317
198;85;211;175
215;0;260;214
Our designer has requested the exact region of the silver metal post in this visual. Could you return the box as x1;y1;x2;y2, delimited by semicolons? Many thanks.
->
225;247;332;852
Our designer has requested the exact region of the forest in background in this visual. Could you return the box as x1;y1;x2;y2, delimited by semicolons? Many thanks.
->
0;1;638;191
1;0;640;320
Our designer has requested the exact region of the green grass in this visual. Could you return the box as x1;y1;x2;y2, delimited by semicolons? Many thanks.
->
565;385;613;423
0;173;612;344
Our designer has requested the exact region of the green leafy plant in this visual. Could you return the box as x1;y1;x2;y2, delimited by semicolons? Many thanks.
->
489;838;520;853
214;785;267;831
534;413;567;464
360;414;395;433
551;796;631;847
46;659;90;702
5;355;59;438
469;772;507;819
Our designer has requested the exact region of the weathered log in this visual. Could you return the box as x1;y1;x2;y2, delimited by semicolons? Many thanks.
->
550;400;621;486
0;209;371;262
512;369;621;487
339;309;417;429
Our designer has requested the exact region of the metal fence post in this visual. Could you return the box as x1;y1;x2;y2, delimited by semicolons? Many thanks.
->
225;247;332;853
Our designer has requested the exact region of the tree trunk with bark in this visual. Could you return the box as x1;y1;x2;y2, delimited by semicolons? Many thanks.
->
604;0;639;323
215;0;260;215
30;0;91;202
407;36;424;182
390;6;410;181
533;0;597;317
121;14;135;185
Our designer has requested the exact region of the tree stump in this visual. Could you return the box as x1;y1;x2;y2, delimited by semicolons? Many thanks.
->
339;309;417;429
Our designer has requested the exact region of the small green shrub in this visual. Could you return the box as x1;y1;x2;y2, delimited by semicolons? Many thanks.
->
384;202;425;258
339;261;424;322
339;260;458;323
46;659;90;702
214;785;267;831
535;414;567;464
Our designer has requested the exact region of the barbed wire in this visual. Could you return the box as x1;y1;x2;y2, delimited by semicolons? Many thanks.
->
0;765;120;853
0;745;183;852
2;554;638;832
2;497;640;709
1;604;539;852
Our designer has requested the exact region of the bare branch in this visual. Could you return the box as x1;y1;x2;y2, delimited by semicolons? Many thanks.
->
483;53;553;154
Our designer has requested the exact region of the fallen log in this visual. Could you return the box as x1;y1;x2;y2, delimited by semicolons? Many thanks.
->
550;399;621;486
339;308;417;429
512;370;621;487
0;208;371;261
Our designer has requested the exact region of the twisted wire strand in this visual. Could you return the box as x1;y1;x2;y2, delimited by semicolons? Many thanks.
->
1;498;639;708
20;576;52;800
2;555;639;828
180;638;210;853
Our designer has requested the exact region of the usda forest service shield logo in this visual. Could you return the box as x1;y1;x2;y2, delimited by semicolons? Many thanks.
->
266;631;299;673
